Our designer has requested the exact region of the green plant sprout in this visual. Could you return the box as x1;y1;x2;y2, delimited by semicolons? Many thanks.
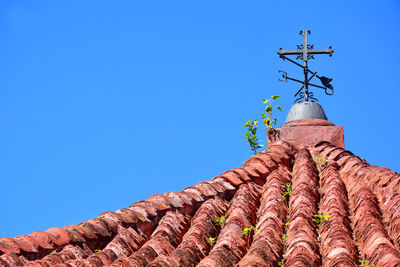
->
207;236;216;246
243;96;283;154
213;216;226;226
242;225;260;236
359;259;374;267
242;225;260;249
262;96;282;135
94;249;101;252
243;119;264;155
282;233;289;245
284;221;291;227
278;260;284;266
312;214;331;224
139;217;147;223
313;155;327;169
281;183;292;201
50;249;57;254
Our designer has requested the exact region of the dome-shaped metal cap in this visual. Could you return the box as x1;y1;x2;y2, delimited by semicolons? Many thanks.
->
285;101;328;123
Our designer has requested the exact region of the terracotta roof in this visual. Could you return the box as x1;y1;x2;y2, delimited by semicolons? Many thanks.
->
2;120;400;266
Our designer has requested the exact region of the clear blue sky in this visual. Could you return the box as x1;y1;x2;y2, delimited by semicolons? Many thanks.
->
1;1;399;238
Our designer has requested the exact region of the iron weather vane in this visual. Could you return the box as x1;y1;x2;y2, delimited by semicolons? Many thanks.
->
278;29;334;103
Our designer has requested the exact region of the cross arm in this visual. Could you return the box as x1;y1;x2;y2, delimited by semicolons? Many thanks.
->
277;49;302;56
308;48;334;56
277;47;334;56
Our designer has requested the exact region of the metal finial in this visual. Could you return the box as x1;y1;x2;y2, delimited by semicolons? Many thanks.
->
277;29;334;103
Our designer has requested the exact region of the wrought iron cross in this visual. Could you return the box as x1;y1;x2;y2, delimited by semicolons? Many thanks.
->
278;29;334;102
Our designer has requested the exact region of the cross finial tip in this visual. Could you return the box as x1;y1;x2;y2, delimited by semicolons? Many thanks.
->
300;29;310;36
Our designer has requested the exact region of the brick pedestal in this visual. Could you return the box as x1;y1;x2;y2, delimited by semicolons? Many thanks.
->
268;118;344;148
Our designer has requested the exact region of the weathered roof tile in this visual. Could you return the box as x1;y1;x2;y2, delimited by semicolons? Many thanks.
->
29;231;55;250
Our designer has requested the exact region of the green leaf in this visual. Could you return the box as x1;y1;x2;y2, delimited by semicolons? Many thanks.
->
208;236;216;246
266;106;273;113
276;105;282;111
263;99;268;104
271;95;281;100
282;233;289;241
214;216;226;225
261;113;266;119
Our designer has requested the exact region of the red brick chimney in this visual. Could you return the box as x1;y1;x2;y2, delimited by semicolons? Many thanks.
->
268;101;344;148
